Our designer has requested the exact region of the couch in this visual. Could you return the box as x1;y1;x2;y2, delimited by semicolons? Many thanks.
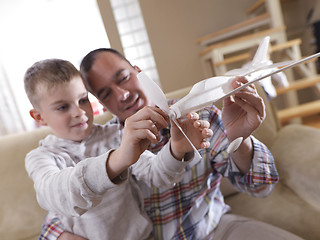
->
1;84;320;240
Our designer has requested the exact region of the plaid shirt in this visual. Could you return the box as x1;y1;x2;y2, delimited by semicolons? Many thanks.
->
39;101;278;240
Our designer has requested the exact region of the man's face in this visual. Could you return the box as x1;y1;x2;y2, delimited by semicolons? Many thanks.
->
33;77;94;142
87;52;153;122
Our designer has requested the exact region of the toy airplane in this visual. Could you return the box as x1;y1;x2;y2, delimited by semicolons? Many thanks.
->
138;36;320;159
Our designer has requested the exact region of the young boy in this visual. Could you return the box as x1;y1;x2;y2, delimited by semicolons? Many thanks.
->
24;59;212;240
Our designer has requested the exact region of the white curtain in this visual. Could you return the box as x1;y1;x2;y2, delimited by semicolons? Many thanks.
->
0;62;26;135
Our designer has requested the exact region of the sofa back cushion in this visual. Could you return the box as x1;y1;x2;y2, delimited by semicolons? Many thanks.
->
0;128;50;240
0;111;115;239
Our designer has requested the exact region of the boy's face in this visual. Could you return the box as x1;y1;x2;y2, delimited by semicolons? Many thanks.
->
31;76;94;142
87;52;153;122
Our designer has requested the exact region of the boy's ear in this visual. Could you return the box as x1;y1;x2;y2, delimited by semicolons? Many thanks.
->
29;109;48;126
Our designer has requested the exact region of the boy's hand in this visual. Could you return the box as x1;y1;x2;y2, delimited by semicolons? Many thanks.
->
170;112;212;160
121;106;168;161
107;106;169;180
58;232;88;240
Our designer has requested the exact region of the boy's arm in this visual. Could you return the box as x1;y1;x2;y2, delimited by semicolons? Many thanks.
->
26;106;169;218
25;149;119;217
105;106;169;180
131;112;212;188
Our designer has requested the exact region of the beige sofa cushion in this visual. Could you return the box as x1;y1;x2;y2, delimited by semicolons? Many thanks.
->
0;113;114;240
271;124;320;211
0;128;50;240
225;181;320;240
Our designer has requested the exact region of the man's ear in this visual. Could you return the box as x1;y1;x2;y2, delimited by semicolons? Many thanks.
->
133;65;142;72
29;109;48;126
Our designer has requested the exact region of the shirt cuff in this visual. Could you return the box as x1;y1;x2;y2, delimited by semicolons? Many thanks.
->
158;140;191;172
80;150;129;195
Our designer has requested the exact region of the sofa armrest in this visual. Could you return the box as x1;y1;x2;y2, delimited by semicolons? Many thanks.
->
270;124;320;210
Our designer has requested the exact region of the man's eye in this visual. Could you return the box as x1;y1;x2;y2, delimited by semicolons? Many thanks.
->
102;91;111;100
120;75;129;83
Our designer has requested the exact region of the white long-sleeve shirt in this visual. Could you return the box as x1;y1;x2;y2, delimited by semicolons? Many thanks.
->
25;124;193;240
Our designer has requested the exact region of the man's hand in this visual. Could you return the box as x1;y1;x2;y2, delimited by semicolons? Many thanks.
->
221;76;265;173
222;76;265;142
170;112;212;160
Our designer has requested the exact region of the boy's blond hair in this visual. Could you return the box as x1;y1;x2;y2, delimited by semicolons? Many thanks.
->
24;59;82;108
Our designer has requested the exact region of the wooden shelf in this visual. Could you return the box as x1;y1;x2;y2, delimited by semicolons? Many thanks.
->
278;99;320;123
199;25;286;56
213;38;301;67
276;75;320;95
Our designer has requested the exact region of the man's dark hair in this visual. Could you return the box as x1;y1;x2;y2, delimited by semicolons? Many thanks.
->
80;48;132;90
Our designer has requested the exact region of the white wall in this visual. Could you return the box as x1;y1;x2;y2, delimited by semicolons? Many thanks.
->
98;0;317;93
139;0;255;92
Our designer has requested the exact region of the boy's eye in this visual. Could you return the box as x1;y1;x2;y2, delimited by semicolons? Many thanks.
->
57;105;68;111
79;97;89;104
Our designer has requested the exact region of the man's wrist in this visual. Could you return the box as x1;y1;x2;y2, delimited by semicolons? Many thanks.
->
169;141;185;161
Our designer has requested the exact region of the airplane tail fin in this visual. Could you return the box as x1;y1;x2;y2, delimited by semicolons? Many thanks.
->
251;36;270;67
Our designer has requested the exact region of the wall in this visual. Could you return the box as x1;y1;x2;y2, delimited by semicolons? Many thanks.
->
97;0;318;93
96;0;123;54
281;0;317;56
96;0;255;92
139;0;257;92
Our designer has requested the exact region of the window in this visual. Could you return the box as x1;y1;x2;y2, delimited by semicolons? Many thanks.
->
0;0;159;135
110;0;160;86
0;0;109;132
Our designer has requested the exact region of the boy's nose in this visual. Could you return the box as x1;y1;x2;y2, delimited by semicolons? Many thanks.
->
72;106;86;117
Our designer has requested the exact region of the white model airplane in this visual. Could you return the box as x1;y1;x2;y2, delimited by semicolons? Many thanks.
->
138;36;320;158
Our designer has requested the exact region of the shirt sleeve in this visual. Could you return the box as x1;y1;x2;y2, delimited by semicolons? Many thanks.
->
39;216;64;240
131;139;193;188
25;149;127;217
223;136;278;197
200;105;279;198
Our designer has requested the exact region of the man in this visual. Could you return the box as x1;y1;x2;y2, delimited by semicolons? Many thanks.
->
42;48;302;240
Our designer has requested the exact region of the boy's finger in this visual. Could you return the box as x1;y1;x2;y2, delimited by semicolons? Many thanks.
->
128;119;160;141
130;106;169;127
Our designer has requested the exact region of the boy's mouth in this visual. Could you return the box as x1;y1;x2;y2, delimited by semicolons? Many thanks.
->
72;118;89;128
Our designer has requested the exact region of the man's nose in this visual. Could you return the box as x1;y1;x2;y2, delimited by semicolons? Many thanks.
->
114;87;130;101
